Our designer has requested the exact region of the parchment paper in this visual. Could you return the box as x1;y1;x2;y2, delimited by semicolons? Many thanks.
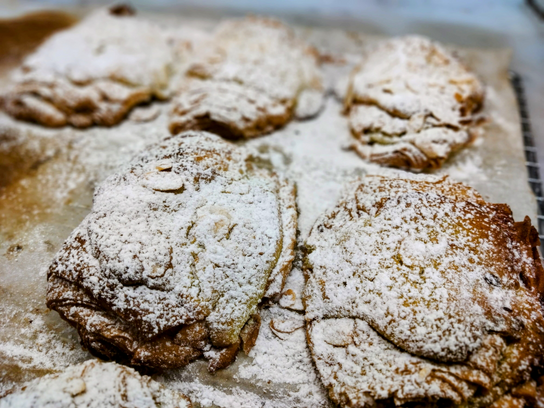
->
0;13;536;408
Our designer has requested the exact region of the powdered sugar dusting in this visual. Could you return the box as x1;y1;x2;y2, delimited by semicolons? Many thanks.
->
346;36;484;170
305;175;520;359
1;8;192;128
47;132;296;361
0;360;191;407
188;17;322;102
169;16;323;138
307;318;492;406
304;174;544;406
15;9;173;90
349;36;483;128
159;306;332;408
0;14;537;408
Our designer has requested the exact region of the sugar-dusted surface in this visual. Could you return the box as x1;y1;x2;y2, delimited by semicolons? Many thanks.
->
169;16;323;139
159;306;331;408
46;132;297;370
349;36;484;128
14;9;172;90
344;35;484;170
303;175;544;407
0;360;191;407
0;13;537;408
1;8;193;128
305;175;518;360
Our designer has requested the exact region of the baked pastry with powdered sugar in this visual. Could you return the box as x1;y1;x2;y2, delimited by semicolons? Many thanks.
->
2;6;176;128
345;36;484;170
169;16;324;139
0;359;192;407
46;131;297;372
304;174;544;407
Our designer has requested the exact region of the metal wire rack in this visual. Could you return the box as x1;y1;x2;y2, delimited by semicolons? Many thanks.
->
509;71;544;250
527;0;544;20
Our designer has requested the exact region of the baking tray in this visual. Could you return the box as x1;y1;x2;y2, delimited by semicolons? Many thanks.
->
0;10;540;407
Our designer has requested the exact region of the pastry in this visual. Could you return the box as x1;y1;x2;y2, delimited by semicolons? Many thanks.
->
2;7;174;128
345;36;484;170
0;359;191;407
304;174;544;407
169;16;324;139
46;131;297;372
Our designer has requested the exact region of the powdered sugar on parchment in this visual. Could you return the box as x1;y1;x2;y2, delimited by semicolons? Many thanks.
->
159;306;332;408
246;97;382;238
0;14;534;408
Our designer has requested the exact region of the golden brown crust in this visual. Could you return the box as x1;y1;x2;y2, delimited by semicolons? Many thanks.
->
169;16;323;139
206;339;241;373
304;174;544;408
3;82;152;128
169;80;294;139
345;36;484;170
46;132;296;372
514;216;544;299
2;9;173;128
240;313;262;355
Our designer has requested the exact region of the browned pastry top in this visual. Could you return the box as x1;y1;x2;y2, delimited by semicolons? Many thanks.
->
345;36;485;170
0;10;76;71
304;174;544;407
46;131;296;372
169;16;324;139
1;8;174;128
